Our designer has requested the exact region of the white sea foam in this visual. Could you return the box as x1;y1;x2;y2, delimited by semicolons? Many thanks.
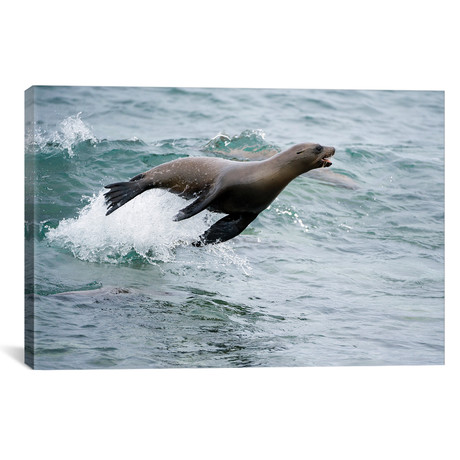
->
46;189;250;270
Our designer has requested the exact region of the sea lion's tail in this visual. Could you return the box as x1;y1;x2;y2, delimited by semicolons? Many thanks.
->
104;177;146;216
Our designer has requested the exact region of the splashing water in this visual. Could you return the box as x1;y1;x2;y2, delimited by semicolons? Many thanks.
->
47;189;206;263
31;112;98;156
55;112;97;156
46;188;250;270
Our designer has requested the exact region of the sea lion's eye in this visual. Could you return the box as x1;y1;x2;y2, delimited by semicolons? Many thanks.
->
296;150;304;155
315;145;323;153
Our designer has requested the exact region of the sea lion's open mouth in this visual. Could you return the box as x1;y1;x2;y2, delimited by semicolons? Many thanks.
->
320;151;334;168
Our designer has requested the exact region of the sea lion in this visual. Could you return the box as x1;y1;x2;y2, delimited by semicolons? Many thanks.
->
104;142;335;246
306;169;359;190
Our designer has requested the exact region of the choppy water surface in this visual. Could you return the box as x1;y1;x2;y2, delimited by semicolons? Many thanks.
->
25;87;444;369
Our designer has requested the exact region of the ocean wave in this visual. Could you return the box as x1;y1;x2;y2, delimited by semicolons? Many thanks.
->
202;129;280;160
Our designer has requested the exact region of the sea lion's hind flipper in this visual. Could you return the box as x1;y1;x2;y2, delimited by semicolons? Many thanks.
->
104;180;145;216
173;185;219;221
192;212;258;246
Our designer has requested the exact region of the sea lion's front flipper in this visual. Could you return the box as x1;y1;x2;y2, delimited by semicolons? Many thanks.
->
192;212;258;246
173;185;220;221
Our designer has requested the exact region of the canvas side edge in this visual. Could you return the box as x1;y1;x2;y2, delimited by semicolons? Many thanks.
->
24;87;35;369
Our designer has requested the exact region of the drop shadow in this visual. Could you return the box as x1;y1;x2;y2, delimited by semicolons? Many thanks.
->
1;345;28;367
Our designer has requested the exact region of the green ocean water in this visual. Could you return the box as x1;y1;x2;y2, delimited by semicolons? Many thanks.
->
25;86;444;369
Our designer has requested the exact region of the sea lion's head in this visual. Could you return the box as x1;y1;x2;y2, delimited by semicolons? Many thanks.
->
285;142;335;171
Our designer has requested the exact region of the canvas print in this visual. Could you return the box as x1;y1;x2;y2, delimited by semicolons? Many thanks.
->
25;86;444;369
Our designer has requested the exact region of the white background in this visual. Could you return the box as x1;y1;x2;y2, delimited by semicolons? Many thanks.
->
1;1;458;459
